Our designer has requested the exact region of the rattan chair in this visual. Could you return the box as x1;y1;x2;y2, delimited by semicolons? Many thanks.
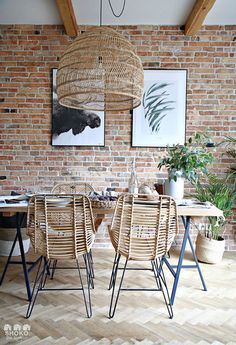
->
52;182;95;195
26;194;95;318
108;193;178;319
51;182;95;280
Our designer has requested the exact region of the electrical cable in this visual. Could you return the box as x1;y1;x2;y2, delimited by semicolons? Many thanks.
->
100;0;103;26
108;0;126;18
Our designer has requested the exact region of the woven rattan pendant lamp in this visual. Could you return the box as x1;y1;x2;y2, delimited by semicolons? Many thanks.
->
56;1;144;112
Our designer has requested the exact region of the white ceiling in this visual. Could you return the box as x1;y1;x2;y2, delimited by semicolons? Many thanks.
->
0;0;236;26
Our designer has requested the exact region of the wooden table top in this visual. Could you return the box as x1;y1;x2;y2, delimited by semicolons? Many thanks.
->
0;200;223;218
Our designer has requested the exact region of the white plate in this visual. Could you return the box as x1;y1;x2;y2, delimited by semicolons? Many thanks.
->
46;198;71;207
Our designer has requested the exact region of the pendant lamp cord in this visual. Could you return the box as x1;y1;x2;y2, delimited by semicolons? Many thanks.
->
100;0;127;25
108;0;126;18
100;0;103;26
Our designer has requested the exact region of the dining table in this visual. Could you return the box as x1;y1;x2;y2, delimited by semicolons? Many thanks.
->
0;195;223;305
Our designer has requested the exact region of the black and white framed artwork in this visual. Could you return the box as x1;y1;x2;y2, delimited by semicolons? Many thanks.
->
52;69;105;146
132;69;187;147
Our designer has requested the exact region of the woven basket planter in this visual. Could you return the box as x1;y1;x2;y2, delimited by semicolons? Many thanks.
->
0;227;30;256
0;213;30;256
195;233;225;264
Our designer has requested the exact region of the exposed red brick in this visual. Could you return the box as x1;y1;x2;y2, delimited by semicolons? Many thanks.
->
0;23;235;249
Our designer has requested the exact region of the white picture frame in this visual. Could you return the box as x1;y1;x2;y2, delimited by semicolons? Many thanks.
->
132;69;187;147
52;69;105;147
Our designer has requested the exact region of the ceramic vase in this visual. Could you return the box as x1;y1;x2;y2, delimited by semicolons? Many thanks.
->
164;172;185;200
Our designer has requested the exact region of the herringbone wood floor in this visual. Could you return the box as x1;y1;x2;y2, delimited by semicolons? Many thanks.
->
0;248;235;345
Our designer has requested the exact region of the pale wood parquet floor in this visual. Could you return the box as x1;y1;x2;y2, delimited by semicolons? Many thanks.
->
0;248;235;345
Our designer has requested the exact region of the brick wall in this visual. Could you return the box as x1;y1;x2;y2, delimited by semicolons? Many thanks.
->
0;24;235;249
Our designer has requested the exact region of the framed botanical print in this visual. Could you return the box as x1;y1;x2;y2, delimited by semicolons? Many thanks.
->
132;69;187;147
51;69;105;146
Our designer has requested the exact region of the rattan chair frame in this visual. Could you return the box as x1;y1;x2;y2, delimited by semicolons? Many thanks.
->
26;194;96;318
108;193;179;319
51;182;95;280
51;182;95;195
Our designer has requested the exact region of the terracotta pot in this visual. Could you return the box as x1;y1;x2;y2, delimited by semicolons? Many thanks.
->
195;233;225;264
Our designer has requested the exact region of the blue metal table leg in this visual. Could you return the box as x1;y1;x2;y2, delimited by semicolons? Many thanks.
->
162;256;176;277
170;216;190;305
0;233;18;285
27;256;43;273
188;234;207;291
16;213;32;301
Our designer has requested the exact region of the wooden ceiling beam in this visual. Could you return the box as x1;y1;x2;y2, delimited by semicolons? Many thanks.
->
184;0;216;35
56;0;78;37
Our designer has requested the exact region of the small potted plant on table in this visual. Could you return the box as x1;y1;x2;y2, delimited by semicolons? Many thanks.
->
158;133;214;199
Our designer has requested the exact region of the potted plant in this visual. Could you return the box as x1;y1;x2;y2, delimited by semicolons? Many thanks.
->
158;133;214;199
220;135;236;176
192;173;236;264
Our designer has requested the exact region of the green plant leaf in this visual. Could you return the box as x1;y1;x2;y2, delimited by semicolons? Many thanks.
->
152;114;167;132
158;132;215;183
146;83;169;97
191;172;236;239
145;92;169;101
143;82;175;133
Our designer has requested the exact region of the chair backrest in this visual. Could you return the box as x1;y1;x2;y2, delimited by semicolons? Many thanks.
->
109;194;178;261
51;182;95;195
27;194;95;260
